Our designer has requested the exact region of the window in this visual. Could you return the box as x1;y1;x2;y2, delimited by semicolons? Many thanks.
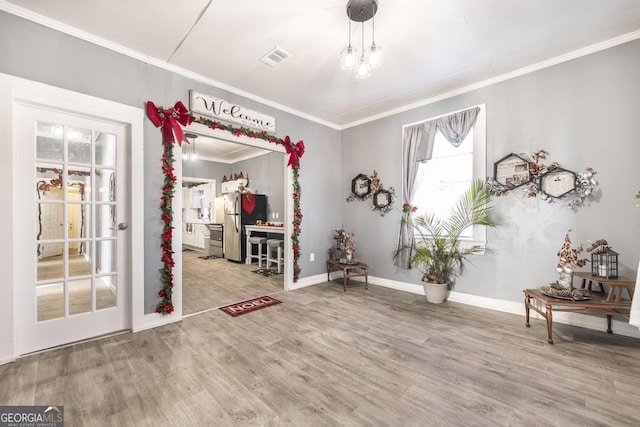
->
405;104;487;246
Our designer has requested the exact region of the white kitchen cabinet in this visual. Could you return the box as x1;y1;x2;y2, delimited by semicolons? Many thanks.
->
190;187;203;209
193;224;208;249
201;184;213;209
220;178;247;194
190;183;215;210
183;223;195;246
182;185;191;209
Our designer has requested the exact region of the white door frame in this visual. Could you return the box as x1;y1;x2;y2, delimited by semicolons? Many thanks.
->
0;73;144;361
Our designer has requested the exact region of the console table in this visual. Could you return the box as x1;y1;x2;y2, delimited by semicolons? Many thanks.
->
523;288;632;344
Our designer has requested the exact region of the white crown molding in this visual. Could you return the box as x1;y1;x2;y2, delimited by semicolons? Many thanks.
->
340;29;640;129
3;1;640;132
0;1;341;131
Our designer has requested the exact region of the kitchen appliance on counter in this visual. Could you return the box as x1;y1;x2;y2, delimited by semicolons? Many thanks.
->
223;193;267;262
206;224;224;258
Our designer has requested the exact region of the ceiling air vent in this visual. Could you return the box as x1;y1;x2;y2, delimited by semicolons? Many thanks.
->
259;46;292;67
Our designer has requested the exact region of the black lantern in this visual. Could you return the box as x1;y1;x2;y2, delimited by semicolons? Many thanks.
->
591;249;619;279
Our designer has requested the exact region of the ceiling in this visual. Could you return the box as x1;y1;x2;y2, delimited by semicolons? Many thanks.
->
3;0;640;132
182;134;273;164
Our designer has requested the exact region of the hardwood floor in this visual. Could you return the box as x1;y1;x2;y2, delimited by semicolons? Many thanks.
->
2;282;640;426
182;249;284;315
36;251;116;321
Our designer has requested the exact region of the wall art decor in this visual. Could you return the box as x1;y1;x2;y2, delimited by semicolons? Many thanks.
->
493;153;532;189
350;173;372;200
539;168;577;198
346;170;396;216
487;149;598;209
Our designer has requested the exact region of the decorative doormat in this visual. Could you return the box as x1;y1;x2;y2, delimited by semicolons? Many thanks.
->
219;296;282;317
253;268;282;277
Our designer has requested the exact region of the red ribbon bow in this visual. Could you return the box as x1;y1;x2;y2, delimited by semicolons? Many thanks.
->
284;136;305;168
146;101;193;146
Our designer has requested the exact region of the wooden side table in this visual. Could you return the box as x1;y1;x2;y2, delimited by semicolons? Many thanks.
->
523;288;631;344
573;271;635;302
326;249;368;291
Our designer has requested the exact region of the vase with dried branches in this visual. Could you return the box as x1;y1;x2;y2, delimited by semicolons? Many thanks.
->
556;230;589;289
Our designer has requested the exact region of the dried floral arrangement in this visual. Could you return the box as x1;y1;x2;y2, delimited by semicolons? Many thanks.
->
487;149;598;209
334;228;355;252
540;282;592;301
556;230;589;273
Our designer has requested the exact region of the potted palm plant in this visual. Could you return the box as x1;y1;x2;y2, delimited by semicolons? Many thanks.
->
406;179;496;303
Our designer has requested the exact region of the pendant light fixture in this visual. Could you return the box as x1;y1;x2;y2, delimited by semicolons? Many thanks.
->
183;133;198;161
354;20;370;79
340;7;358;70
341;0;381;79
368;11;382;68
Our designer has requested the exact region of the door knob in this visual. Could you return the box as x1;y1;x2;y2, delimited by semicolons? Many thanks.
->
110;223;128;230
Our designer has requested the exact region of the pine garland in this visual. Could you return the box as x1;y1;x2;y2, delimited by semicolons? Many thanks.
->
157;136;177;315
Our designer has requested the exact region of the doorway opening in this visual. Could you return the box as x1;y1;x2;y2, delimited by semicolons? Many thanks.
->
176;123;292;316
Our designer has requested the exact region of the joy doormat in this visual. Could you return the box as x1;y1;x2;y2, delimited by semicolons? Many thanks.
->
219;296;282;317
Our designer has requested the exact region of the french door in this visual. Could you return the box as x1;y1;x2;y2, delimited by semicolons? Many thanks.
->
16;104;130;354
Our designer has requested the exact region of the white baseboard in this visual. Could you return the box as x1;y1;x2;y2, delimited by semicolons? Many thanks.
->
289;273;327;290
0;355;16;366
302;273;640;339
132;312;182;333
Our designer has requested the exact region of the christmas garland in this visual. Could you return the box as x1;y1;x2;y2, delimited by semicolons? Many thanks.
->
147;101;305;315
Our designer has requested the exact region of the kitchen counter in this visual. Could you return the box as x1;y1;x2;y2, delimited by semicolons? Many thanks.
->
245;225;285;265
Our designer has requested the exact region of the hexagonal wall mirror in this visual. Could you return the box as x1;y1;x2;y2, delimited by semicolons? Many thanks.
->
493;153;532;189
539;168;577;198
351;173;371;200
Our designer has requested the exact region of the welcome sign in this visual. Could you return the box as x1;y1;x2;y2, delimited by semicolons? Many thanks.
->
189;90;276;133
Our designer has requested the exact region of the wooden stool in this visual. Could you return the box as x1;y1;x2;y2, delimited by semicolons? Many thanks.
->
266;239;285;273
247;236;267;267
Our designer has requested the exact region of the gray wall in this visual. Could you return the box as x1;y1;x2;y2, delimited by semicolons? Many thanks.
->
0;12;342;314
232;152;286;220
183;153;285;219
342;39;640;302
182;159;230;195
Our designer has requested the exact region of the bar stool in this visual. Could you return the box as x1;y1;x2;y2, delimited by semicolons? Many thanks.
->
266;239;285;273
247;236;267;267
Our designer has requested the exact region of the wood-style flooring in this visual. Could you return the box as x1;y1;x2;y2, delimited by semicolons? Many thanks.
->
2;282;640;425
182;249;283;315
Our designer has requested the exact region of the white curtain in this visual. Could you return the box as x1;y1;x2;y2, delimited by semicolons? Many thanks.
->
394;107;480;270
630;259;640;329
394;122;436;268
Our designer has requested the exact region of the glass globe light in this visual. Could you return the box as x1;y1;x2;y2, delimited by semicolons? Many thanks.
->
354;56;371;79
341;45;358;70
368;44;382;68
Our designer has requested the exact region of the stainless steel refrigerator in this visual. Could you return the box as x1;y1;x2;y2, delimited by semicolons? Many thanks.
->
223;193;267;262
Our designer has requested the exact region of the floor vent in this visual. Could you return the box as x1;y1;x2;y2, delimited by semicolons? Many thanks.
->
260;47;292;67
